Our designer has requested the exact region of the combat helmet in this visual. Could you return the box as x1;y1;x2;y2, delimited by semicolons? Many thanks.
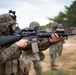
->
51;21;58;31
29;21;40;31
56;23;65;31
0;10;16;35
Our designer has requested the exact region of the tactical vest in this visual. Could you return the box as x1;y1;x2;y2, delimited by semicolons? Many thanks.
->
0;58;28;75
0;44;27;75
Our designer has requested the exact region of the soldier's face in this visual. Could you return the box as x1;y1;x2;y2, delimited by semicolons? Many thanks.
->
12;24;16;31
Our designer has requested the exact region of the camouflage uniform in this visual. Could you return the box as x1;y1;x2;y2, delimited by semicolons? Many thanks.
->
22;38;50;75
49;43;58;67
22;21;58;75
49;22;58;68
0;11;27;75
49;22;64;70
57;40;64;56
0;44;19;63
56;23;64;56
22;21;43;75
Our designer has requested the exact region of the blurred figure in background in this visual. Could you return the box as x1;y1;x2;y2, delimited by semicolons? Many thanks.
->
49;22;64;70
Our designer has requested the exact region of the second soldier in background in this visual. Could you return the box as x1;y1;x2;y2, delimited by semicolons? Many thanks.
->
49;22;64;70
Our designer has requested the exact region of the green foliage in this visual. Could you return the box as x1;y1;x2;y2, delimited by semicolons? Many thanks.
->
33;69;67;75
41;70;71;75
65;1;76;27
54;12;66;23
42;70;57;75
47;0;76;28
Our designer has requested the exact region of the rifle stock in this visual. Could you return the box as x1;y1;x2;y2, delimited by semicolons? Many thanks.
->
0;35;21;46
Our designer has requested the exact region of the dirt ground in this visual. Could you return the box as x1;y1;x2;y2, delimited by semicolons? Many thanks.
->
29;36;76;75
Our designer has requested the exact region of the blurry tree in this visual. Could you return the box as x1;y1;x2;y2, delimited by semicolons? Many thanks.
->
65;0;76;27
47;0;76;28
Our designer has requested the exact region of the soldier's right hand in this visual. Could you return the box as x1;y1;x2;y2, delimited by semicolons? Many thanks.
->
15;39;29;48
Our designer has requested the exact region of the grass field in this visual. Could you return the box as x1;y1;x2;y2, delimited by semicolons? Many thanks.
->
29;37;76;75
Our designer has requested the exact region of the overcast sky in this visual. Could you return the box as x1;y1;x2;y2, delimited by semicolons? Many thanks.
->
0;0;75;28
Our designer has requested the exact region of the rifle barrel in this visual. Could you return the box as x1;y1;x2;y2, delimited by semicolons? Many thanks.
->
37;32;76;38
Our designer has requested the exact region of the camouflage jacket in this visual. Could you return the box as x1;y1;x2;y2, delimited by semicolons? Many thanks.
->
0;44;19;63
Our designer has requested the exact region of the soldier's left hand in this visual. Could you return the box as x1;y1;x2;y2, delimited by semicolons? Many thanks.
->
49;33;63;43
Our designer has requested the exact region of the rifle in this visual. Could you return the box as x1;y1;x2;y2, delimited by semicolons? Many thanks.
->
0;27;76;46
0;27;76;61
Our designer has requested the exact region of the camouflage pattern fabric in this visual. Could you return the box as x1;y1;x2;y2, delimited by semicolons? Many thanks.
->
0;37;53;75
0;11;27;75
0;44;20;75
21;37;53;75
0;44;28;75
56;23;64;56
57;40;64;56
24;38;51;52
0;44;19;63
21;21;62;75
22;52;42;75
0;58;27;75
29;21;40;29
51;22;58;31
0;38;51;62
0;13;15;34
49;22;64;66
49;40;64;66
49;43;58;65
0;13;15;26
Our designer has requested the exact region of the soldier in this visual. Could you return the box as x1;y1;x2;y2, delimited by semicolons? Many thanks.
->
22;21;44;75
49;22;58;70
49;22;64;70
0;10;29;75
57;23;64;56
22;21;63;75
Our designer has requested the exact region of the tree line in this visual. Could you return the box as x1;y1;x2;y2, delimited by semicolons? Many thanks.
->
42;0;76;30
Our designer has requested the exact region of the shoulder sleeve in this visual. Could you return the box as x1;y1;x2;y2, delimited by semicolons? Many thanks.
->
0;44;19;63
38;39;51;51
